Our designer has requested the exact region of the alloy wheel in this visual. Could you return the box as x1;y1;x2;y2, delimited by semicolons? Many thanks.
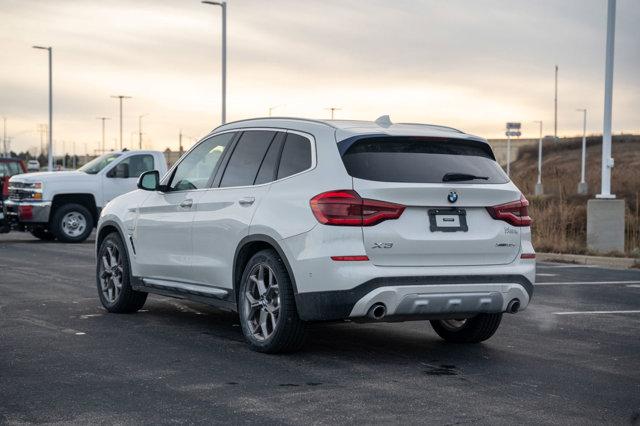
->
99;243;124;303
243;263;280;341
439;319;468;331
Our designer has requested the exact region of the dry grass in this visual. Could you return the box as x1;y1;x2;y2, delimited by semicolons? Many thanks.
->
509;135;640;257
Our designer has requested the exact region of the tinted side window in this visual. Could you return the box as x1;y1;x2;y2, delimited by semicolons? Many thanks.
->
254;135;284;185
277;133;312;180
119;154;154;178
169;133;234;191
220;131;276;188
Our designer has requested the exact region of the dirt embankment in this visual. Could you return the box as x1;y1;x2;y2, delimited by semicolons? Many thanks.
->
508;135;640;256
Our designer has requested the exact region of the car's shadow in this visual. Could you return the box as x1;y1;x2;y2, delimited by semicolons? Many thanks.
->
135;296;501;369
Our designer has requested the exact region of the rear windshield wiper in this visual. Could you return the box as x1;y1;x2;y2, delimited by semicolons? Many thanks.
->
442;172;489;182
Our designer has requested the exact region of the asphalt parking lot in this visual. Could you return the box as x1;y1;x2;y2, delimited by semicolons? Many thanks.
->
1;232;639;425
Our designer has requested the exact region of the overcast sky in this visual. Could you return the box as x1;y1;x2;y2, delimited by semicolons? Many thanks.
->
1;0;638;155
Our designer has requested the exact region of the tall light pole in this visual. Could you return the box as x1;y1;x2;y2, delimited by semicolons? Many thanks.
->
2;116;6;157
598;0;616;199
533;121;543;195
268;104;284;117
96;117;110;154
138;114;147;149
577;109;588;194
111;95;131;150
554;65;558;139
326;107;341;120
32;45;53;171
202;0;227;125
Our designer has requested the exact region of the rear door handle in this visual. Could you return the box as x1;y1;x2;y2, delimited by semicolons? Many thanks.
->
238;197;255;206
179;199;193;208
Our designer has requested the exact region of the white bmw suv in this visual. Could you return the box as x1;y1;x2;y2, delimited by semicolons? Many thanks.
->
96;116;535;353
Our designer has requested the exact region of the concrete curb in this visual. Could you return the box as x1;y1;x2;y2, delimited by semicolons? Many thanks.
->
538;252;639;269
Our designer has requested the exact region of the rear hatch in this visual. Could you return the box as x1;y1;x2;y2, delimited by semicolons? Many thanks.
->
340;136;522;267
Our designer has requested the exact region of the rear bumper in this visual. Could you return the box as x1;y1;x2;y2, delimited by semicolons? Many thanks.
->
3;199;51;224
295;274;533;321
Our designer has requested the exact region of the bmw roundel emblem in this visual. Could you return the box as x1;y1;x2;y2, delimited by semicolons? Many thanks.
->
447;191;458;203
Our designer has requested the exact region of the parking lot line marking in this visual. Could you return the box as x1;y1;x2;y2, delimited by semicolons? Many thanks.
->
536;263;597;268
536;280;640;286
536;273;557;277
627;284;640;288
554;310;640;315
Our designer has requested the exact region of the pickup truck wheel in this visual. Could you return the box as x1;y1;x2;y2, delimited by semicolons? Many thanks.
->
238;249;306;353
97;232;147;313
430;313;502;343
31;226;56;241
51;203;94;243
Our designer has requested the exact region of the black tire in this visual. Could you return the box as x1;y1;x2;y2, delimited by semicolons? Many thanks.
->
97;232;147;313
430;313;502;343
51;203;94;243
31;226;56;241
238;249;306;353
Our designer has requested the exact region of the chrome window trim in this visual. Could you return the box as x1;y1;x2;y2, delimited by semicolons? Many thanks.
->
164;127;317;193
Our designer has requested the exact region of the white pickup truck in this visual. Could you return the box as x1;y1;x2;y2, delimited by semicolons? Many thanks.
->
5;150;168;243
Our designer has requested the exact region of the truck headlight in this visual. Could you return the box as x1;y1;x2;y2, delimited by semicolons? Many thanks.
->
14;181;44;201
24;182;43;190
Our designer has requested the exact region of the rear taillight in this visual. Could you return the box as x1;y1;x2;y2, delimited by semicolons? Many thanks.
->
310;190;405;226
486;195;532;227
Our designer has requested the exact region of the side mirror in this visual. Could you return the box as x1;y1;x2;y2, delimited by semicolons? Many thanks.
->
137;170;160;191
114;163;130;178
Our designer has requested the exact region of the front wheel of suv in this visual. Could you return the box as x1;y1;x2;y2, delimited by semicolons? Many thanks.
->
430;313;502;343
238;249;306;353
97;232;147;313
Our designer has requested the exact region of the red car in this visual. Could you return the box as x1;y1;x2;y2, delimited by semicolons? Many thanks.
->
0;158;27;232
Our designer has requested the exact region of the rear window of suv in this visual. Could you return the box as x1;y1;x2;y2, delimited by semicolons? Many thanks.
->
340;136;509;184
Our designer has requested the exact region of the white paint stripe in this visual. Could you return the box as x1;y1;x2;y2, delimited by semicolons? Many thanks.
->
536;264;597;269
536;273;557;277
554;310;640;315
536;281;640;286
627;284;640;288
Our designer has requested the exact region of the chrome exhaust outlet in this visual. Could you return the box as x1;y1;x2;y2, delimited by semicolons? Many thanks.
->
367;303;387;320
506;299;521;314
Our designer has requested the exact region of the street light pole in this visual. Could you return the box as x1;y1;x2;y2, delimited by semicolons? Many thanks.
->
577;109;588;194
506;133;511;176
597;0;616;199
96;117;110;154
111;95;131;151
32;45;53;170
2;116;6;157
533;121;543;195
202;1;227;125
554;65;558;139
326;107;341;120
138;114;147;150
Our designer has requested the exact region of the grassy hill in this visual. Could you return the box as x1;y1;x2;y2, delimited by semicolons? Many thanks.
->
508;135;640;256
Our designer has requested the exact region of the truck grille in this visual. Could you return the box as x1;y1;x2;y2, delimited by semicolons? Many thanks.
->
9;183;32;200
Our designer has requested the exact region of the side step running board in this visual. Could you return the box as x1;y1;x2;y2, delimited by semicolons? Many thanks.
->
141;278;229;299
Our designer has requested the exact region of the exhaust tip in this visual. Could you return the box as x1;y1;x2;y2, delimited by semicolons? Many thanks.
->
367;303;387;320
507;299;521;314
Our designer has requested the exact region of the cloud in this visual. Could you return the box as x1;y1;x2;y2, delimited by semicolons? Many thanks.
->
1;0;638;154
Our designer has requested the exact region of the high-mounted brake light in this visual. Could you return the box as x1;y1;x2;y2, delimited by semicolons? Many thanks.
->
486;195;532;227
310;190;405;226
